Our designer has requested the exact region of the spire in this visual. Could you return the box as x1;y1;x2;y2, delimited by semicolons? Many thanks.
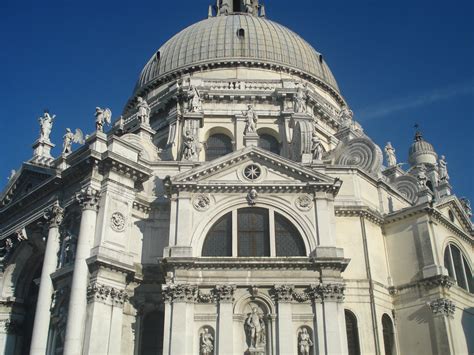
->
215;0;262;17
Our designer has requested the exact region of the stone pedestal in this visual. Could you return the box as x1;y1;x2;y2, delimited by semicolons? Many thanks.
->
417;188;433;204
31;139;55;165
133;123;156;142
382;165;405;182
437;181;452;198
244;132;259;147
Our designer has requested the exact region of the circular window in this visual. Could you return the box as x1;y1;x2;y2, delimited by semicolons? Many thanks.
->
244;164;262;181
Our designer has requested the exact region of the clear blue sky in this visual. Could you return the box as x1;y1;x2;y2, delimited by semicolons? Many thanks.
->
1;0;473;202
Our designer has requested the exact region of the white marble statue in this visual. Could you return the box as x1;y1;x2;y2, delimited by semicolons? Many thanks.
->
298;328;313;355
384;142;397;167
38;111;56;143
294;83;308;113
245;307;266;349
8;170;16;180
182;130;198;161
338;105;354;124
311;131;324;160
136;97;151;125
438;155;449;181
200;328;214;355
95;107;112;132
417;165;428;189
243;105;258;134
62;128;85;155
187;86;203;113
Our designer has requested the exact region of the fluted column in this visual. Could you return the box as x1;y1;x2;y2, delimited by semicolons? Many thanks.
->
30;202;64;355
63;187;101;355
215;285;235;355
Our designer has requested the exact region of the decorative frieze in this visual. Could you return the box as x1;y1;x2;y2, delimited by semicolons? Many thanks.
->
428;298;455;317
76;187;101;211
87;282;129;307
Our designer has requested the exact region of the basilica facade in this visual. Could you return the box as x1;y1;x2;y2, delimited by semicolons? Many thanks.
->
0;1;472;354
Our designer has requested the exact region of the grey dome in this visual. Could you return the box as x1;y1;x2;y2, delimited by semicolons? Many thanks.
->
409;132;438;166
134;14;339;94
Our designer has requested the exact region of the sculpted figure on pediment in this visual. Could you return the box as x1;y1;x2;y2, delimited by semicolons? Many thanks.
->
39;111;56;143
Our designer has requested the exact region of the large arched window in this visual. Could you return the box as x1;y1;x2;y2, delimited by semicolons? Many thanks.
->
382;314;395;355
140;310;164;355
202;208;306;257
444;243;473;293
206;134;233;161
345;310;360;355
259;134;280;155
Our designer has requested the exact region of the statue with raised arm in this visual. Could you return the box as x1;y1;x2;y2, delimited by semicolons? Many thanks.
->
438;155;449;181
38;111;56;143
294;83;308;113
243;104;258;134
311;131;324;160
95;107;112;132
182;130;198;161
245;307;266;349
136;97;151;125
384;142;397;167
62;128;85;155
298;328;313;355
200;328;214;355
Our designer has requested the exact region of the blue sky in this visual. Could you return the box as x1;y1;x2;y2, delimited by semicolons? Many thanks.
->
0;0;473;201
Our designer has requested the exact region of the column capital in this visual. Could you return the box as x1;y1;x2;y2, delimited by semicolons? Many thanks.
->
76;187;101;211
272;284;295;303
45;201;65;228
162;284;198;304
307;283;345;303
427;298;455;317
87;282;129;307
213;284;236;303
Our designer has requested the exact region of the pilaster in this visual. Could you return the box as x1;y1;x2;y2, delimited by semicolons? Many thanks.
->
273;285;294;354
214;284;235;355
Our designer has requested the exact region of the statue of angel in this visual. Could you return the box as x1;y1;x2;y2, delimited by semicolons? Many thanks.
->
62;128;85;155
95;107;112;132
38;111;56;143
243;104;258;134
384;142;397;167
136;97;151;125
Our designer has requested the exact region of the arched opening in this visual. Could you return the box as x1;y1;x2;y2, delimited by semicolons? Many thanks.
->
258;134;280;155
444;243;473;293
205;134;233;161
345;310;360;355
140;310;165;355
382;314;395;355
201;208;306;257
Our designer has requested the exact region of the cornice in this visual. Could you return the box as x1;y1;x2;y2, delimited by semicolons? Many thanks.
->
335;206;384;226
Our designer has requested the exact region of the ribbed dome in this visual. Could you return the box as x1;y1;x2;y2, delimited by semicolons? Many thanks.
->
134;14;339;94
409;132;438;166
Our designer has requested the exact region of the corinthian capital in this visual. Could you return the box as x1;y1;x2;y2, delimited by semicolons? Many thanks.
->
272;284;295;303
76;187;101;211
45;201;64;228
213;285;235;303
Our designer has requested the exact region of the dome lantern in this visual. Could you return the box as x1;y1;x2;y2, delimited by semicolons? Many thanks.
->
216;0;262;17
408;128;438;167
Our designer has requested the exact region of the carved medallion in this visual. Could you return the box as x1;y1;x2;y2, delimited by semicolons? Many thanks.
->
244;164;262;181
295;195;313;211
110;212;126;232
193;194;211;211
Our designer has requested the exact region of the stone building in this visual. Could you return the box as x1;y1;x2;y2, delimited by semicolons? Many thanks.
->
0;1;472;354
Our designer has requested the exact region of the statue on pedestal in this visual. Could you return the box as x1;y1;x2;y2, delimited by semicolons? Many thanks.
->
438;155;449;181
95;107;112;132
243;105;258;134
39;111;56;143
187;85;203;113
200;328;214;355
298;328;313;355
417;165;428;189
294;83;308;113
245;307;266;350
136;97;151;125
384;142;397;167
62;128;84;155
311;131;324;161
182;130;198;161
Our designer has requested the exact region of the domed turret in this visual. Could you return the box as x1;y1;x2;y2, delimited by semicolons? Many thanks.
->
408;130;438;166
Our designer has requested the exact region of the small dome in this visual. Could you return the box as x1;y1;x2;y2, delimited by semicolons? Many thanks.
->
133;14;339;96
408;132;438;166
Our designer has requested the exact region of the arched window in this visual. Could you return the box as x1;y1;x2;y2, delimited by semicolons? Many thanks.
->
202;209;306;257
345;310;360;355
140;310;164;355
259;134;280;155
206;134;233;161
382;314;395;355
444;243;473;293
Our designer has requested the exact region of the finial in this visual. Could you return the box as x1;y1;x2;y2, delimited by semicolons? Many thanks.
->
414;123;423;142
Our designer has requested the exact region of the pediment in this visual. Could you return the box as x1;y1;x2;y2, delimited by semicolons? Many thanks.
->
170;147;340;193
0;163;56;207
436;198;474;235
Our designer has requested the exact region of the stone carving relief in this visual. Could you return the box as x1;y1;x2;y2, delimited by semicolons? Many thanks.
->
199;326;215;355
110;212;126;232
193;194;211;211
182;129;199;161
87;282;129;307
247;189;258;206
213;284;235;303
0;230;28;270
163;284;198;303
417;165;428;189
295;195;313;211
186;85;203;113
244;305;267;353
294;83;308;113
310;131;325;161
244;164;262;181
335;137;383;175
298;327;314;355
45;201;65;228
272;285;294;302
428;298;455;317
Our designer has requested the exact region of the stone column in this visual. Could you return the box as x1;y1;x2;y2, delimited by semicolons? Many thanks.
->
63;187;101;355
215;285;235;355
30;202;64;355
273;285;294;355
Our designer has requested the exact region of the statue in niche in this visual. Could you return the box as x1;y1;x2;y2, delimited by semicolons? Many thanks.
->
294;83;308;113
136;96;151;125
417;165;428;189
62;128;84;155
311;131;324;161
38;111;56;143
243;104;258;134
384;142;397;167
95;107;112;132
245;307;266;349
182;130;198;161
438;155;449;181
200;328;214;355
298;328;313;355
187;85;203;113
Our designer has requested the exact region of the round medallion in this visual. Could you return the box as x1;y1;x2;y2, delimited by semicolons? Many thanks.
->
244;164;262;181
193;194;211;211
295;195;313;211
110;212;126;232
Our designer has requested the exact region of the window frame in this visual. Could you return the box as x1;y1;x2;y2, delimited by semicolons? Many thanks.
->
444;243;473;293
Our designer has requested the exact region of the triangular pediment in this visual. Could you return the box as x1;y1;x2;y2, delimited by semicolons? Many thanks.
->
0;163;56;207
170;147;339;192
436;197;474;235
